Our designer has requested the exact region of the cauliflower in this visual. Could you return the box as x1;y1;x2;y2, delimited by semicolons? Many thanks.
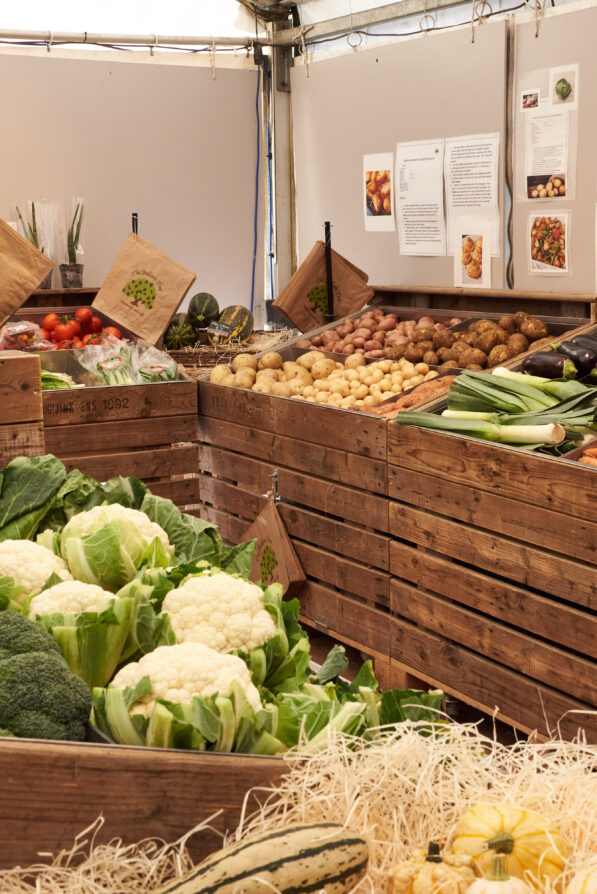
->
28;581;114;618
161;572;277;653
111;641;263;715
0;540;72;603
61;505;172;554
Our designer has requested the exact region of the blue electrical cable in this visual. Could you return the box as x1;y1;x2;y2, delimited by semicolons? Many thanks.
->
250;64;261;314
264;58;275;304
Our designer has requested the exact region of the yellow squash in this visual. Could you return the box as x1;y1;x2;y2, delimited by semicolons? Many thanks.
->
389;842;478;894
566;863;597;894
452;804;567;890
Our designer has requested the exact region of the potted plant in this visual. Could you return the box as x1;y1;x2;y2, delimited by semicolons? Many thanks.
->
16;202;52;289
59;203;84;288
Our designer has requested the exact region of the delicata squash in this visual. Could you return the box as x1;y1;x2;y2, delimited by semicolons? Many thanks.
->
389;842;478;894
452;804;567;890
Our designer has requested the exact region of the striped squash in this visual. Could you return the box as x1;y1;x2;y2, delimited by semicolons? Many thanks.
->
154;822;369;893
207;305;254;346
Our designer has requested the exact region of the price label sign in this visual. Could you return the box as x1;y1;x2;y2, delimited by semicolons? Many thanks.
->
207;320;234;344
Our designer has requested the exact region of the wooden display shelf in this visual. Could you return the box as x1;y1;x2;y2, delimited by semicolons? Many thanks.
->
0;351;44;466
23;287;99;308
0;738;286;870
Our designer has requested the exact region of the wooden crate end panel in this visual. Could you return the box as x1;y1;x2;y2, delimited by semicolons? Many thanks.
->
0;352;43;424
0;422;45;467
45;415;199;455
43;381;197;426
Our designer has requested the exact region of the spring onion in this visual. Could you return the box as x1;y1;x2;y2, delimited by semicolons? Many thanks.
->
393;411;566;445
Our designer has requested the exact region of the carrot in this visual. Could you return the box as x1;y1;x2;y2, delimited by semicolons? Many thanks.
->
579;454;597;467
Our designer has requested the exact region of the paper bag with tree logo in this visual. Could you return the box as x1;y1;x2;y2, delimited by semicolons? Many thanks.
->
92;234;196;344
243;499;306;598
0;218;54;326
272;240;375;332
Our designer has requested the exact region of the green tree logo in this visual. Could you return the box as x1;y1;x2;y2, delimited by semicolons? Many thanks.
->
260;546;278;583
123;278;156;309
307;284;328;314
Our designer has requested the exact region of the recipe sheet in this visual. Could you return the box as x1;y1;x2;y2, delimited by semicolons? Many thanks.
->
444;132;500;256
395;139;446;255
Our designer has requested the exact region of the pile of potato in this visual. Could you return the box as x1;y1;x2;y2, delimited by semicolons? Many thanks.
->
209;349;439;409
294;307;462;358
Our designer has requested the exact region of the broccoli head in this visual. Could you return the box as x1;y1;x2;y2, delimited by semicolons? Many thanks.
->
0;609;61;661
0;651;92;741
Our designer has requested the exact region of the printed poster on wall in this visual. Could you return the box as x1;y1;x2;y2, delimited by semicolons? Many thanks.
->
444;132;500;257
549;63;579;112
528;211;569;275
363;153;395;232
525;110;569;201
395;139;446;255
453;227;491;288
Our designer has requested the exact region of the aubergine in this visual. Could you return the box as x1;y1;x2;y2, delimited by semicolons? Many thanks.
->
554;340;597;377
570;334;597;352
521;351;577;379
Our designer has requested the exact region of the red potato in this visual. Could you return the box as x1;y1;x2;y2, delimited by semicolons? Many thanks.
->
295;339;312;348
396;322;407;334
335;324;352;338
377;318;397;332
372;331;386;344
343;344;355;354
364;349;384;358
449;318;463;326
334;340;345;352
389;334;410;346
355;348;365;354
434;323;445;331
352;337;366;348
417;316;435;326
354;327;372;339
321;330;337;344
311;336;323;347
364;339;378;351
361;318;378;332
371;308;385;319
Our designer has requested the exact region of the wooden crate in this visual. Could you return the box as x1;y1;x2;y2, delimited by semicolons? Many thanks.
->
0;738;286;870
43;381;200;509
387;423;597;742
0;351;44;466
197;382;393;651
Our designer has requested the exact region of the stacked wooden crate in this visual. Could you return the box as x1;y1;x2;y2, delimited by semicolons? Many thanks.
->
0;351;44;466
43;381;200;509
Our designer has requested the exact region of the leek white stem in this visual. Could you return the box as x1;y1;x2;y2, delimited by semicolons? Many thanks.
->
491;367;550;388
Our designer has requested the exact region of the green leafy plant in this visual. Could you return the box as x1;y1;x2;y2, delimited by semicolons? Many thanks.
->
67;203;83;265
16;203;44;253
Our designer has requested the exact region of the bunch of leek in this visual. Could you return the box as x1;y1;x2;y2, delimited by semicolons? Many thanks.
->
393;367;597;449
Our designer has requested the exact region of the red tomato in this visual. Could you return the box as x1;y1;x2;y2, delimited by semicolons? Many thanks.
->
102;325;122;340
75;306;93;326
72;336;83;348
82;332;102;346
54;321;76;342
42;313;59;332
89;315;103;334
39;327;50;340
69;319;83;337
57;339;74;350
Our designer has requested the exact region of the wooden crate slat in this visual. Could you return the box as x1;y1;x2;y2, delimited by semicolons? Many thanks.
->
145;476;200;506
391;579;597;705
199;416;387;495
45;414;199;454
42;381;197;426
197;504;250;543
391;541;597;659
294;540;390;609
200;445;389;532
0;352;42;424
61;445;200;482
389;465;597;566
0;421;45;466
199;476;390;571
198;382;387;460
299;581;391;655
0;739;286;870
391;618;597;742
388;423;597;522
389;502;595;610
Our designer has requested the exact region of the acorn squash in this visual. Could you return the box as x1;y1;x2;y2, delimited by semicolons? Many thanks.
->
207;305;254;346
187;292;220;331
163;313;196;350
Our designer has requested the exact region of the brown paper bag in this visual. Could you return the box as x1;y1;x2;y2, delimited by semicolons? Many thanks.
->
0;218;54;326
272;240;375;332
93;234;196;344
243;499;306;598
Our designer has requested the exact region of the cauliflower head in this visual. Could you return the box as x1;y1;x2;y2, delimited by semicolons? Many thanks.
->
61;505;172;554
29;581;115;618
111;641;262;715
0;540;72;603
161;572;276;653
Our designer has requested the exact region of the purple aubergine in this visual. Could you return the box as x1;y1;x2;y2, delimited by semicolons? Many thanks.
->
555;340;597;377
521;351;577;379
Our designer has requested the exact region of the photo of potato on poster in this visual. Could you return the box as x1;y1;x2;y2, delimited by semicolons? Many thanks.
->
529;212;569;274
526;174;566;199
454;229;490;288
363;153;395;232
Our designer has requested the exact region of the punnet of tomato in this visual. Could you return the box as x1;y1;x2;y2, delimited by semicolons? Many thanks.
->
36;308;123;350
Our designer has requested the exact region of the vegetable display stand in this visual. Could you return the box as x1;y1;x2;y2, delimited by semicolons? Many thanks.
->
23;287;99;308
0;351;45;466
42;380;200;511
0;737;286;870
196;382;396;679
386;423;597;742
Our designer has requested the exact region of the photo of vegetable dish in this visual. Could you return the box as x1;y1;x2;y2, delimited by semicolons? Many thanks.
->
530;216;566;269
461;235;483;281
527;174;566;199
366;169;392;216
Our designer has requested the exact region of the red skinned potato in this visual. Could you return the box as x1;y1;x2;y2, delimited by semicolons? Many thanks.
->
354;327;372;340
352;337;366;348
449;318;463;326
361;318;377;332
334;340;345;352
343;344;355;354
335;324;352;338
311;335;323;346
295;338;312;348
434;323;445;331
377;317;396;331
417;316;435;326
321;330;337;344
372;331;385;344
371;308;385;319
364;339;378;351
364;349;384;358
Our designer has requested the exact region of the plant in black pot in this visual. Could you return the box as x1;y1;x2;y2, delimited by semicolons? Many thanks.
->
60;202;84;288
16;202;52;288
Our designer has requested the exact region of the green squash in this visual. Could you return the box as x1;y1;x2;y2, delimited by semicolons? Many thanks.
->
163;313;196;351
187;292;220;331
207;305;254;346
